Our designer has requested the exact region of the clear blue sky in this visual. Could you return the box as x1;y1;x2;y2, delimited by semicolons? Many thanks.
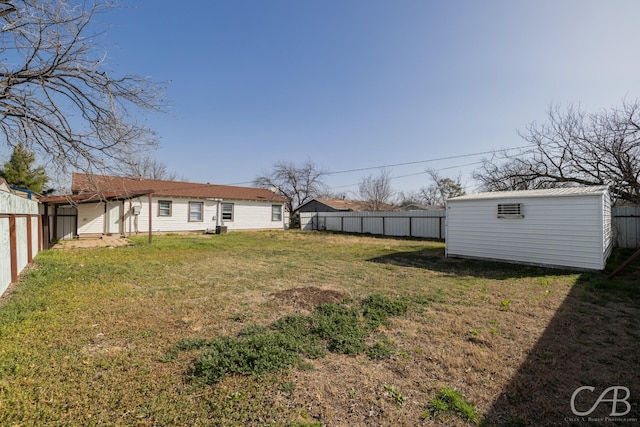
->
103;0;640;196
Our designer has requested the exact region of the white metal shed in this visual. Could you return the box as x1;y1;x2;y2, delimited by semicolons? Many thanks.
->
445;186;613;270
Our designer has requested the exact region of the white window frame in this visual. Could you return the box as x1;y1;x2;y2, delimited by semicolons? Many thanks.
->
158;200;172;217
189;201;204;222
272;204;282;222
222;203;234;222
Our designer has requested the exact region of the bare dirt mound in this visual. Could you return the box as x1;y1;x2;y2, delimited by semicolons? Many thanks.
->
271;286;348;311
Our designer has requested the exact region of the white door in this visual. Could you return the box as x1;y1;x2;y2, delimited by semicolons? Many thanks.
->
105;201;122;235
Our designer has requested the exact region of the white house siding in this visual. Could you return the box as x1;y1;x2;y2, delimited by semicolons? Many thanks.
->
228;201;285;230
77;202;105;235
445;187;612;270
121;196;284;234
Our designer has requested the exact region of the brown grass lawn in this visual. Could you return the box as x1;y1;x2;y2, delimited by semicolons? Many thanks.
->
0;231;638;426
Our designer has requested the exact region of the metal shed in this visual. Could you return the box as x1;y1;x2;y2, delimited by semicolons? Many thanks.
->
445;186;613;270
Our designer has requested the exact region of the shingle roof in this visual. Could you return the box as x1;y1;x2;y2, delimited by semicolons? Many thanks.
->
313;197;371;211
298;197;397;212
41;173;286;203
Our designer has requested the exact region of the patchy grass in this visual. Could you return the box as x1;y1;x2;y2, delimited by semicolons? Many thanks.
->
0;231;639;426
425;387;480;424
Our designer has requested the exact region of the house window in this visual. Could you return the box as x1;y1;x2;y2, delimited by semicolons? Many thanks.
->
158;200;172;217
189;202;203;222
222;203;234;221
272;205;282;221
497;203;523;218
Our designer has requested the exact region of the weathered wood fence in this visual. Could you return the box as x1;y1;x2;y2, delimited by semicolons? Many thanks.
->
299;210;446;239
612;206;640;248
301;207;640;248
1;188;42;296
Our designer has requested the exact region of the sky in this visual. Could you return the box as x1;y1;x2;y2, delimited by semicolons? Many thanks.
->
100;0;640;197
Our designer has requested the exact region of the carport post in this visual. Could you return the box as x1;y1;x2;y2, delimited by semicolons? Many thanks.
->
148;192;153;244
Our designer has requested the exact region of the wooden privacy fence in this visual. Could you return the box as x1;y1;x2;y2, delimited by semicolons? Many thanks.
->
612;206;640;248
1;188;42;297
300;210;446;239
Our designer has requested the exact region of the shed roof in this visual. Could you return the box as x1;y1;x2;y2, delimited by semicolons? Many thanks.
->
447;186;610;202
41;173;286;204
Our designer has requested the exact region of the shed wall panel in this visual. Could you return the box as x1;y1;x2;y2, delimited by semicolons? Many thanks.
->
446;192;610;270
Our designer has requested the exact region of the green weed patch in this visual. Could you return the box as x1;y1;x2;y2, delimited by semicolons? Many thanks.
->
168;294;409;385
424;387;480;425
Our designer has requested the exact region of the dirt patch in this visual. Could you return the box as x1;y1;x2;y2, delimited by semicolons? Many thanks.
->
52;235;132;249
271;286;349;311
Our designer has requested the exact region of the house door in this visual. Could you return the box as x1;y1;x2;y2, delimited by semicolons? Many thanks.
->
53;206;77;240
55;215;76;240
105;201;122;235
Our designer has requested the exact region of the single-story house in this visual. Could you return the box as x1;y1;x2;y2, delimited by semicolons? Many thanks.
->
296;197;396;213
445;186;613;270
40;173;287;241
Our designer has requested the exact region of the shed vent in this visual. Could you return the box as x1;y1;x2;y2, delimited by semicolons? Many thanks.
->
497;203;523;218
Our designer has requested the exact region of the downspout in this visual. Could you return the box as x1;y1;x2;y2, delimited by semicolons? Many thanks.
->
128;199;132;237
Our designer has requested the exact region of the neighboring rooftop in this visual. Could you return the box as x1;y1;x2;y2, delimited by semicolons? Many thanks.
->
297;197;397;212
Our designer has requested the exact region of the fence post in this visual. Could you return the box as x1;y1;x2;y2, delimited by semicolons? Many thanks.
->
38;214;43;251
26;214;32;263
9;215;17;284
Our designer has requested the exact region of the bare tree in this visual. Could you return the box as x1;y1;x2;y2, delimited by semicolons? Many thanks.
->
254;160;326;227
474;101;640;202
0;0;164;178
420;169;465;206
358;169;394;210
397;171;465;208
119;156;178;181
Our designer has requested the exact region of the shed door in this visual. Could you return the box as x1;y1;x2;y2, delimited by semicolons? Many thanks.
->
105;201;122;235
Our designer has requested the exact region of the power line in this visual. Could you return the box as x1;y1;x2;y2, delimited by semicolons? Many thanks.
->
325;160;487;191
224;144;532;186
321;146;530;176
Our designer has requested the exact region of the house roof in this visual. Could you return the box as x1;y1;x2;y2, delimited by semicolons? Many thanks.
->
447;185;610;202
297;197;397;212
314;197;371;211
41;173;286;204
